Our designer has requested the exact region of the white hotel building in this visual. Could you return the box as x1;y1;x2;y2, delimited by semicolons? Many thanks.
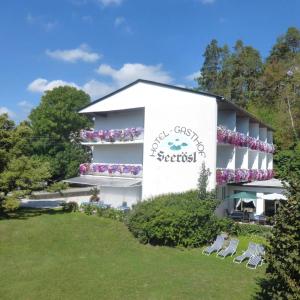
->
66;80;285;217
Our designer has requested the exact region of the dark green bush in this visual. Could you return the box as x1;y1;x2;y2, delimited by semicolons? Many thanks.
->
126;190;226;247
61;201;78;212
47;181;69;193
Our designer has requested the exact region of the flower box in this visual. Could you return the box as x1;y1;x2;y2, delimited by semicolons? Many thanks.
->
80;127;144;143
217;126;275;154
79;163;143;177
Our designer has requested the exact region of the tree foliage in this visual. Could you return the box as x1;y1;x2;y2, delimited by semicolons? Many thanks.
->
197;27;300;150
29;86;92;181
257;143;300;299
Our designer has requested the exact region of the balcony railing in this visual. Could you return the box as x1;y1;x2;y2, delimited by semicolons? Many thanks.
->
217;126;275;154
216;168;274;185
80;127;144;143
79;163;143;177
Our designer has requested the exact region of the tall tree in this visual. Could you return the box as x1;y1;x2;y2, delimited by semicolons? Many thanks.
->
197;39;224;93
29;86;92;181
230;40;263;107
257;143;300;299
0;114;15;173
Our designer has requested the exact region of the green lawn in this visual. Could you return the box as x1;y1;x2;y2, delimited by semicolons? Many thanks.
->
0;209;265;300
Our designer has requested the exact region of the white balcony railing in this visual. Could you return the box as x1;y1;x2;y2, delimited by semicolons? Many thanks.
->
216;168;274;185
80;128;144;144
217;126;275;154
79;163;143;177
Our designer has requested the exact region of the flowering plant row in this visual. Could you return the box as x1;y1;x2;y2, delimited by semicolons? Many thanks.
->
216;168;274;185
79;163;143;176
80;127;144;143
217;126;275;153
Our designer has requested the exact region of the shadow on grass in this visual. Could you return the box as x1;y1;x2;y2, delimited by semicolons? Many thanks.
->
252;276;273;300
0;207;69;221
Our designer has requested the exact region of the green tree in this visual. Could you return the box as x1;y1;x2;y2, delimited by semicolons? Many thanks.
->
0;113;15;172
230;40;263;107
197;39;224;93
29;86;92;181
0;156;51;194
257;143;300;299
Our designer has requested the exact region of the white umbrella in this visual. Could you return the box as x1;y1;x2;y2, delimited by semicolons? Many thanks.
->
263;193;287;201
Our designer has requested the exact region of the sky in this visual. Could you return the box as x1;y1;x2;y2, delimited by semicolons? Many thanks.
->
0;0;299;122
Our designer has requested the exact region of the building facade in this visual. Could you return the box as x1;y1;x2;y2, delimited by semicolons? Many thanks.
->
68;79;279;215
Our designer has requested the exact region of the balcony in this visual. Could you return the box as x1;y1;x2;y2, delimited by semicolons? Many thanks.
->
79;163;143;178
217;126;275;154
80;127;144;145
216;168;274;185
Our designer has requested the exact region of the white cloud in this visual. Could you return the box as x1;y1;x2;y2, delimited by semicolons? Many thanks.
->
26;13;58;31
96;63;173;86
28;78;80;93
199;0;215;4
0;106;15;118
185;71;201;81
82;80;116;99
46;44;101;63
114;16;132;33
27;62;172;100
27;78;113;99
98;0;123;6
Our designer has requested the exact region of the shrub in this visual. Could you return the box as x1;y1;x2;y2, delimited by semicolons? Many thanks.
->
96;207;126;222
81;203;96;215
61;201;78;212
1;194;20;212
47;181;69;193
90;187;100;202
234;223;272;238
126;190;224;247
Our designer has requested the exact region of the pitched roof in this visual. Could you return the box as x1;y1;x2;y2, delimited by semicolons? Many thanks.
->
79;79;274;130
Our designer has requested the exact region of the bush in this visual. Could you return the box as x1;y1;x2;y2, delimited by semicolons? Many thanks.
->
47;181;69;193
2;194;20;212
126;190;225;247
61;201;78;212
96;207;126;222
80;203;96;215
234;223;272;238
90;187;100;202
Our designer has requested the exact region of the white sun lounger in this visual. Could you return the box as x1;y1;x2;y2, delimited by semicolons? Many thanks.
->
202;235;225;256
217;239;239;259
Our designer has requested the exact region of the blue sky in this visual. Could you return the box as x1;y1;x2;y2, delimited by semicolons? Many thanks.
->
0;0;299;122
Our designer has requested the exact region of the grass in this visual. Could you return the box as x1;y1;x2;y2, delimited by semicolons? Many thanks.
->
0;209;265;300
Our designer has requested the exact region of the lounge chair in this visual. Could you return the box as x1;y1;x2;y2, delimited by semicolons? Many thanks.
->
233;242;257;263
202;235;225;255
246;255;263;269
217;239;239;259
256;244;265;256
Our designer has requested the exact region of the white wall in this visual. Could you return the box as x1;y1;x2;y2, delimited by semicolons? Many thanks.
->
218;111;236;130
100;186;142;208
249;122;259;138
217;144;235;169
142;85;218;199
236;117;249;135
93;144;144;164
94;109;144;130
248;150;258;169
235;148;248;169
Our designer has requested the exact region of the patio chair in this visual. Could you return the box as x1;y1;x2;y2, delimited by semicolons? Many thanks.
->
256;244;265;256
217;239;239;259
202;235;225;256
246;255;263;269
233;242;257;263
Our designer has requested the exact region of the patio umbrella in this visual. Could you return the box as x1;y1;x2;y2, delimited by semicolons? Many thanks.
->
227;192;257;211
263;193;287;200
